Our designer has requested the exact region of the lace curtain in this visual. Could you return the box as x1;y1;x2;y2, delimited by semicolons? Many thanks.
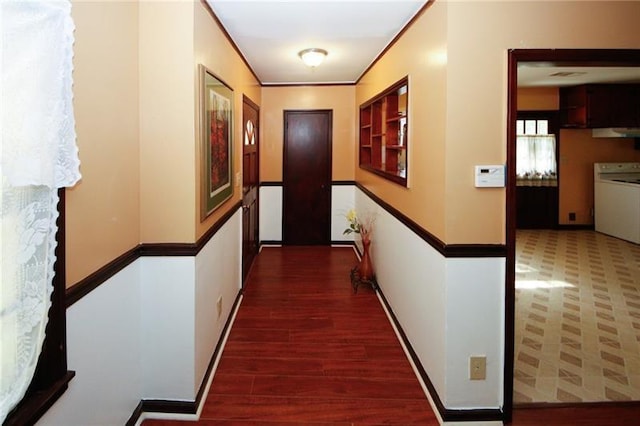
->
516;134;557;187
1;0;81;422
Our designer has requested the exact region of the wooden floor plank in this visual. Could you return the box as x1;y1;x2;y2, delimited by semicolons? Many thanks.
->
143;246;437;425
141;246;640;425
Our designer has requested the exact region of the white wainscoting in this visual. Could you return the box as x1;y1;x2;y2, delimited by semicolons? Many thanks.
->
39;211;242;425
259;183;356;244
39;261;143;426
354;187;505;411
140;256;196;399
194;211;242;390
331;185;356;242
445;258;505;409
259;185;282;242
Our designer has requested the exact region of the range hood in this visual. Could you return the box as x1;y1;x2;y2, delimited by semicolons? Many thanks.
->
592;128;640;138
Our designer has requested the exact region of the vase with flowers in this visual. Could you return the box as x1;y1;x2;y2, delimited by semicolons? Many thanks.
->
344;209;376;291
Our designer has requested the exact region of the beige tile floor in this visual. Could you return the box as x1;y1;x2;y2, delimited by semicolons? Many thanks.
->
514;229;640;404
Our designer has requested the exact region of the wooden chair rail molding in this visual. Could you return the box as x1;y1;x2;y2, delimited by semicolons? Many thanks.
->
66;200;242;307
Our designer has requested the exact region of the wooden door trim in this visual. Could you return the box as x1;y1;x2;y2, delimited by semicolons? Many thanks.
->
506;48;640;423
242;95;260;282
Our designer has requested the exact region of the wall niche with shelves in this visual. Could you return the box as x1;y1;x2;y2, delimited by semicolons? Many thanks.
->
359;77;408;186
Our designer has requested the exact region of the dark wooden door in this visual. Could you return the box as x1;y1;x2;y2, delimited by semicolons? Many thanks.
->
242;96;259;282
283;110;332;245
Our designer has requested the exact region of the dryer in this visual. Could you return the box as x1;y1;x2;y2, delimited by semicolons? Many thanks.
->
594;162;640;244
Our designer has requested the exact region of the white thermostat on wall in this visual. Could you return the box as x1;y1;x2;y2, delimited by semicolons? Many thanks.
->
474;165;505;188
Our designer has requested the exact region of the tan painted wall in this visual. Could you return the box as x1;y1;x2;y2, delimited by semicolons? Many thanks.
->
358;0;640;244
356;2;448;241
261;86;355;182
194;2;261;239
139;0;196;243
517;87;640;225
67;0;140;286
444;0;640;243
67;0;260;286
518;87;559;111
559;130;640;225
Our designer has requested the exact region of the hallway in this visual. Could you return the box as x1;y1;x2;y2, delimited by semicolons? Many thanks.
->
143;246;438;425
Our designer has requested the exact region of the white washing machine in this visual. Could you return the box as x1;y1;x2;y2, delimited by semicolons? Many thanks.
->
594;162;640;244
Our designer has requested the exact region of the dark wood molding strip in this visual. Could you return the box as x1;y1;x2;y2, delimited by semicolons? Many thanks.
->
65;246;139;308
138;243;199;257
195;200;243;253
125;401;143;426
260;240;283;246
199;0;261;85
4;371;76;426
444;243;509;258
515;400;640;410
260;181;355;187
506;48;640;66
330;240;356;248
556;224;595;231
356;183;506;258
126;291;243;425
66;202;242;307
139;201;242;256
360;165;407;186
263;82;355;88
376;287;504;422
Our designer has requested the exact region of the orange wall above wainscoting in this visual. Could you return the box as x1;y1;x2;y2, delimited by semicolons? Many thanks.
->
66;0;259;287
261;85;356;183
517;87;559;111
559;129;640;225
356;0;640;245
194;1;261;241
67;0;140;286
356;1;448;243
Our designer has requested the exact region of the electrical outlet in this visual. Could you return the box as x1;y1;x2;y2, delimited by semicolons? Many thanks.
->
470;356;486;380
569;212;576;221
216;296;222;319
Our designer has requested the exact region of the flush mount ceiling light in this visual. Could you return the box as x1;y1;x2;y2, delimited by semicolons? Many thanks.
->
298;48;328;68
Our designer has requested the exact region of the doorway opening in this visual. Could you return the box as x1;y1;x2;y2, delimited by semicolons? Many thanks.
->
506;49;640;419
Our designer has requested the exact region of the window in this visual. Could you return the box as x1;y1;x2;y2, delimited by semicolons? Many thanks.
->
359;77;408;186
2;2;78;423
516;113;558;186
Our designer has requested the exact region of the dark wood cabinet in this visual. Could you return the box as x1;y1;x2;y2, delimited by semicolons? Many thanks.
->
359;77;408;186
516;186;558;229
560;83;640;128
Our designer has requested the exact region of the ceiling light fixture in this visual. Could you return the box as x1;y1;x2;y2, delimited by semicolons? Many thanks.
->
298;48;328;68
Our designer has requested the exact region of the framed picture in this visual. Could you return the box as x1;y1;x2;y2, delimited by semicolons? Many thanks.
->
200;64;234;220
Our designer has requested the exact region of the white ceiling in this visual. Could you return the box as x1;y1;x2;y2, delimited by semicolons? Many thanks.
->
205;2;640;87
206;0;428;85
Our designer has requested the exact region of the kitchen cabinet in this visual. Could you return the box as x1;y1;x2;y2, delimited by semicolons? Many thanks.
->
559;83;640;128
516;186;558;229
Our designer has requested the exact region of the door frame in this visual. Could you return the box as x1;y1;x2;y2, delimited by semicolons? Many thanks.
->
241;95;260;283
505;49;640;422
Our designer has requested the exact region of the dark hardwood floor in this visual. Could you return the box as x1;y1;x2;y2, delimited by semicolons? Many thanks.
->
143;246;438;425
142;246;640;425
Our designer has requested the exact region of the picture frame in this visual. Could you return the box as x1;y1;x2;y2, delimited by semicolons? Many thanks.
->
199;64;234;221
